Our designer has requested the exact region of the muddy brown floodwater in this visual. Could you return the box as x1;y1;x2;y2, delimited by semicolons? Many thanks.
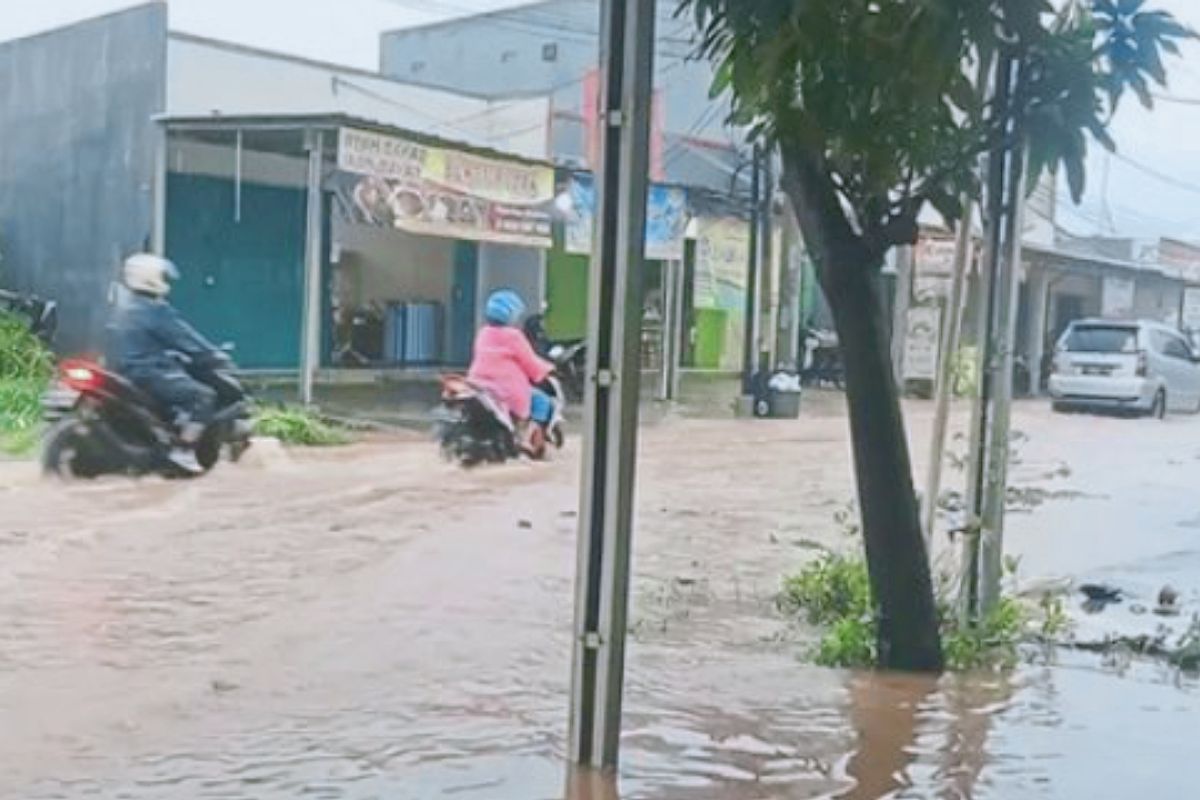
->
1;397;1198;799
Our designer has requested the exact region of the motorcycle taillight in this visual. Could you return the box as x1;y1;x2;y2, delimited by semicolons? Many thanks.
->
61;360;104;392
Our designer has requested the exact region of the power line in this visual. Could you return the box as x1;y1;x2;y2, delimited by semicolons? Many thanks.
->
1111;152;1200;196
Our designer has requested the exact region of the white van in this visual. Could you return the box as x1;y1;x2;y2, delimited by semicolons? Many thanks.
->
1048;319;1200;418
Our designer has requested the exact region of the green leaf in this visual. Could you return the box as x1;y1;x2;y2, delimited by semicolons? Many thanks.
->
709;58;733;99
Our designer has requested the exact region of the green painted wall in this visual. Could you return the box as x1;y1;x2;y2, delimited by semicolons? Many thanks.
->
166;174;308;370
545;247;589;341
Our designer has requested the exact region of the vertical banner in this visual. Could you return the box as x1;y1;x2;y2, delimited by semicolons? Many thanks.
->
694;217;751;370
582;69;602;171
904;305;942;381
650;89;666;182
913;235;957;304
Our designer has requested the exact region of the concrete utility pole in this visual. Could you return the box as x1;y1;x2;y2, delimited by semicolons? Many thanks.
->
741;144;763;395
775;212;804;372
568;0;655;771
962;52;1027;622
658;257;685;401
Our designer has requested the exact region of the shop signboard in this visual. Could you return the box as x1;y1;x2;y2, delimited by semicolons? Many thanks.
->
562;174;687;261
335;127;555;248
904;305;942;381
1101;275;1136;319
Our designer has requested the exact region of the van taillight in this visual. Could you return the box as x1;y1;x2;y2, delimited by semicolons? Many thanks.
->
1137;351;1149;377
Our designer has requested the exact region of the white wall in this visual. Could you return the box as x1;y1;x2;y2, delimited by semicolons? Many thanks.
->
168;139;309;189
333;220;458;351
477;243;545;329
166;35;551;160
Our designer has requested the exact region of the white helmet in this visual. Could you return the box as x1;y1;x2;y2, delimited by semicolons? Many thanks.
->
123;253;180;298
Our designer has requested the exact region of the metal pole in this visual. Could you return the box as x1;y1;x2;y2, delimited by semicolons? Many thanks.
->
979;61;1027;615
658;259;677;401
922;206;975;545
961;52;1018;623
670;253;686;400
300;129;325;407
759;154;775;372
775;212;804;371
658;258;684;401
568;0;655;771
741;145;762;395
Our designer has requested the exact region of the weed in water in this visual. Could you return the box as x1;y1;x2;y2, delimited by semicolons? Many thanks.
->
781;550;1063;671
252;405;352;447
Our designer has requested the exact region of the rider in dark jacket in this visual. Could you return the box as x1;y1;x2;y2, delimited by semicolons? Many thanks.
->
106;254;220;473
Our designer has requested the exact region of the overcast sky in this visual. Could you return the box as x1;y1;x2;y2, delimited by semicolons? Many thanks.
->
2;0;1200;241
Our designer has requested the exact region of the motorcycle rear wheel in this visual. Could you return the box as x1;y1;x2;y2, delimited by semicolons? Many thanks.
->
41;419;104;479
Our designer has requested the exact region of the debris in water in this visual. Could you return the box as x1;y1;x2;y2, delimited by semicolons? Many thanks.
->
1080;583;1123;614
211;679;240;694
1155;585;1181;617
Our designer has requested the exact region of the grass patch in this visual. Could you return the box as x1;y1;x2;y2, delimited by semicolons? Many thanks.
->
781;552;1067;671
252;405;353;447
0;312;53;456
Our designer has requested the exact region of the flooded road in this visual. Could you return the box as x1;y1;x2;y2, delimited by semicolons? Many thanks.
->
1;399;1198;798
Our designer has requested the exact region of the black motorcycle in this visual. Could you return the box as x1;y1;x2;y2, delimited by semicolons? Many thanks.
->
800;328;845;390
435;373;566;467
524;314;586;402
40;351;253;479
0;289;58;345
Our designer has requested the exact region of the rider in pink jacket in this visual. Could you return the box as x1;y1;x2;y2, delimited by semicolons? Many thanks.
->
468;290;553;426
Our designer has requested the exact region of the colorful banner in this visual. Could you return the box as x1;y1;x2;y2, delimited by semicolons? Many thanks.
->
562;174;687;261
335;127;555;248
693;217;750;311
693;217;751;371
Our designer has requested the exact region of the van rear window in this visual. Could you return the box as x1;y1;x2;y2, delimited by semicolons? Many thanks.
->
1065;326;1138;354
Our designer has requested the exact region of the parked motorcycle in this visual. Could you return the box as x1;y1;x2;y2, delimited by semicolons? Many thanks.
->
524;313;586;403
0;289;58;344
435;373;566;467
800;328;845;389
40;351;253;479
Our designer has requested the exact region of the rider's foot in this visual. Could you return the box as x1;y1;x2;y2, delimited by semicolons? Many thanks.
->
168;447;203;475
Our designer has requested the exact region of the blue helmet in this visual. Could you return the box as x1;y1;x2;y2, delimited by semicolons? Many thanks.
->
485;290;526;326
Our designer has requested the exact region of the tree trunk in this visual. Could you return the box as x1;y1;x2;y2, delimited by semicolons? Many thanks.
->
779;151;943;671
820;254;944;672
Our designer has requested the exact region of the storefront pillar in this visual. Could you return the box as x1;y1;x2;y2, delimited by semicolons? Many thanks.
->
300;129;325;406
1025;267;1051;395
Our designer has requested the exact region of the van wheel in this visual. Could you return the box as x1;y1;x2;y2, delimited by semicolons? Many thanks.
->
1150;389;1167;420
